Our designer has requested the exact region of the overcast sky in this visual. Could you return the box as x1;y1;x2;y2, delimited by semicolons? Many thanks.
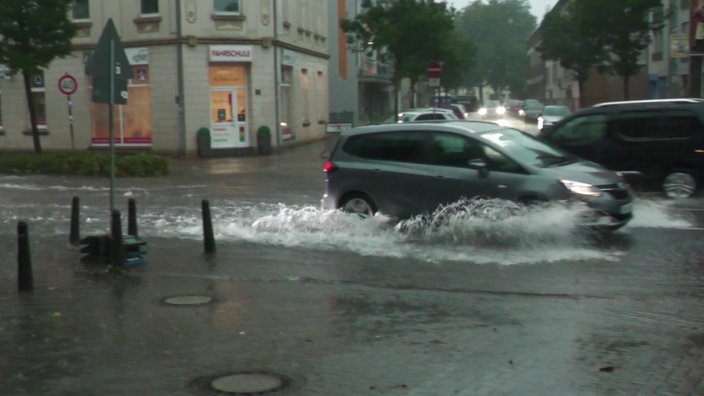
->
444;0;559;22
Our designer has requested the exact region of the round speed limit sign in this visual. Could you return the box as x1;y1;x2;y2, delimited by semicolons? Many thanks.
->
58;74;78;95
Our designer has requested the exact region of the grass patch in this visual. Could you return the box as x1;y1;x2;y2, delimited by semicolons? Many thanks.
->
0;152;170;177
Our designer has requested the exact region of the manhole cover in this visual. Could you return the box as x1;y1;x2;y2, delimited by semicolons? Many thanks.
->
210;372;290;394
163;295;213;306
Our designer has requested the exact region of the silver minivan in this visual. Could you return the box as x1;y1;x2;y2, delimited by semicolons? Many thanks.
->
321;120;634;230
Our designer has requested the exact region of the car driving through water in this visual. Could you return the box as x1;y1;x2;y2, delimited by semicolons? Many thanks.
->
321;120;634;231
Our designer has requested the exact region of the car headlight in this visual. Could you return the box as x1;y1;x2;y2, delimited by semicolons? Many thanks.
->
478;108;487;115
561;180;602;197
537;117;544;129
497;106;506;115
519;109;525;116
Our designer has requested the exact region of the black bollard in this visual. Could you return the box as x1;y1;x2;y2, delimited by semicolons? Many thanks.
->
127;198;138;237
202;199;216;254
69;196;80;245
17;221;33;292
110;210;125;268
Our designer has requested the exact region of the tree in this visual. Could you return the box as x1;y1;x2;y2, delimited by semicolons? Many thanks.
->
589;0;661;99
539;0;659;103
537;0;607;107
456;0;536;102
341;0;462;117
0;0;77;153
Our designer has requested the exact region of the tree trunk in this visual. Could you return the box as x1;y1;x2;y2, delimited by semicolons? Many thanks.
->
623;75;630;100
22;71;42;154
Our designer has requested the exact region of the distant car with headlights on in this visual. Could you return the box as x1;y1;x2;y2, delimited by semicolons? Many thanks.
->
538;105;572;132
478;100;506;120
522;100;544;124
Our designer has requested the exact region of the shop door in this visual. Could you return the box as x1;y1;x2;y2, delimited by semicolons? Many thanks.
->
210;88;248;148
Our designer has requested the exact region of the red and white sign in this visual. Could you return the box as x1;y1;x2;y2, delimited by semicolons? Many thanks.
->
427;61;442;78
209;45;253;62
58;74;78;95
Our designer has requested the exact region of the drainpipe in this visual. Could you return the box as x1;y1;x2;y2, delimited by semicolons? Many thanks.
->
273;0;281;149
176;0;186;157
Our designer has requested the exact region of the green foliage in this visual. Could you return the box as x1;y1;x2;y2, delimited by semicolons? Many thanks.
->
0;152;170;177
456;0;537;95
538;0;660;99
0;0;78;153
341;0;466;89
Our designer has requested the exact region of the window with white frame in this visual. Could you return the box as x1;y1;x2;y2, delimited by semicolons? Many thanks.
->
277;0;291;24
280;66;293;139
301;69;310;125
71;0;89;20
30;72;46;127
140;0;159;15
214;0;241;14
316;71;326;122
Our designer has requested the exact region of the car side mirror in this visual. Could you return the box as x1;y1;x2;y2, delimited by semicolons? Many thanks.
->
467;158;489;177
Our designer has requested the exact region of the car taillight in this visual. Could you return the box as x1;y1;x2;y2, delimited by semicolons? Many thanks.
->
323;161;337;172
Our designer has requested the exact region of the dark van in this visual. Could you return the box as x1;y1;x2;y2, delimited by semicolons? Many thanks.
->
538;99;704;198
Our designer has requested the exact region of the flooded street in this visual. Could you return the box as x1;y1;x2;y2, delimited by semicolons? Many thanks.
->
1;139;703;395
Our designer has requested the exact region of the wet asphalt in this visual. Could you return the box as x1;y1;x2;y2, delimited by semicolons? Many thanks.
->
1;134;704;395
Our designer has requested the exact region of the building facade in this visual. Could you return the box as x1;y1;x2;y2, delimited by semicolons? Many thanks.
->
0;0;329;156
328;0;394;127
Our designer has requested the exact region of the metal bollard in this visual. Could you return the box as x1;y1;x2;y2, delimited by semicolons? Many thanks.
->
110;210;124;268
202;199;216;254
128;198;138;237
17;221;34;292
70;196;80;246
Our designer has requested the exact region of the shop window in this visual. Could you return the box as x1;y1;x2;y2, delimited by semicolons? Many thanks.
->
140;0;159;15
72;0;89;20
301;69;310;126
89;66;153;146
214;0;241;14
30;73;46;127
280;66;293;139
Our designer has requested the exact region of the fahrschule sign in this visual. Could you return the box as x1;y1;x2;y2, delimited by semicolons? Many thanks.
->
209;45;253;62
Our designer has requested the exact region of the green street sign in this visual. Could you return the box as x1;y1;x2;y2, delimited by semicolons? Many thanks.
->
85;18;133;104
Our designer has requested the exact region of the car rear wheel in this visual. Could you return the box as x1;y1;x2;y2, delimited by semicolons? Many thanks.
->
663;171;697;198
339;193;376;218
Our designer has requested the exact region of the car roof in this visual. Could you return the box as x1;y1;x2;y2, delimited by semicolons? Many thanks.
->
342;120;505;136
592;98;704;108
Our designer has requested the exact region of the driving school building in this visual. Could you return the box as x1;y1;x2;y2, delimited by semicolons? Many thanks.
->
0;0;329;156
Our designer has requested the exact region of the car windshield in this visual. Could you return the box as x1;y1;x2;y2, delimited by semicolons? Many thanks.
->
543;106;571;116
486;100;500;108
478;128;576;167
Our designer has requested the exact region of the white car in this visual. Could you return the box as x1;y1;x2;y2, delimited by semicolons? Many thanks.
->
383;108;459;124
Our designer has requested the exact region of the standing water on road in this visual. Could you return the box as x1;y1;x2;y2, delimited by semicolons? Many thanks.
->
0;176;695;265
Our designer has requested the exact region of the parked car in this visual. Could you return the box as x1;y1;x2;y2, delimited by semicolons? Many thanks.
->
522;100;544;124
381;108;458;124
538;105;572;132
478;100;506;119
441;103;469;119
538;98;704;198
321;120;634;231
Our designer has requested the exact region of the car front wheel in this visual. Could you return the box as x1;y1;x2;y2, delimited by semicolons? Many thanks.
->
663;171;697;198
339;193;376;218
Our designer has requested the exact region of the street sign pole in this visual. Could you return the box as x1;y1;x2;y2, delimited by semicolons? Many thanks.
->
109;39;115;214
